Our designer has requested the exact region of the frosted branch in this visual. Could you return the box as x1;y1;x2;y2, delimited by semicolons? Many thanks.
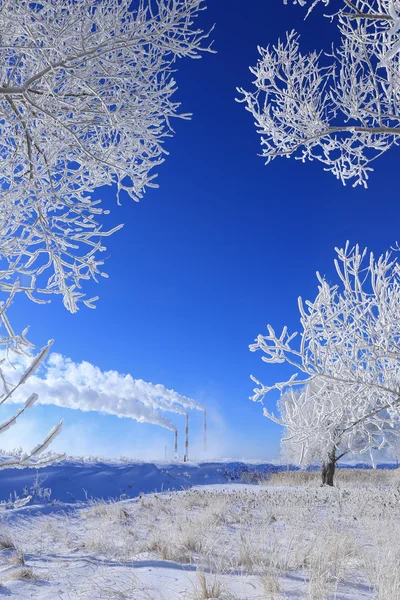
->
0;0;212;311
240;1;400;187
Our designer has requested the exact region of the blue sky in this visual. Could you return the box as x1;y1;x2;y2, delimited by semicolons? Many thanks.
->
5;0;400;461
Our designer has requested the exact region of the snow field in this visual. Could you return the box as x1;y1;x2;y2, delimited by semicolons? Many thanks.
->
0;469;398;598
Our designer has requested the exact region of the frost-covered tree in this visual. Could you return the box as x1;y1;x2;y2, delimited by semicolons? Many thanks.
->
237;0;400;187
279;379;399;484
0;0;211;312
0;0;211;471
250;243;400;485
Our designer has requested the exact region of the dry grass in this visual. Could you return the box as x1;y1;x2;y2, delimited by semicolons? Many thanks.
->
260;571;281;598
3;473;400;598
15;566;35;580
0;566;35;582
191;571;224;599
267;467;399;487
0;532;16;551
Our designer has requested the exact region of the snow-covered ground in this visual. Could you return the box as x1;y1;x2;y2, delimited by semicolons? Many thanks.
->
0;461;398;599
0;460;278;504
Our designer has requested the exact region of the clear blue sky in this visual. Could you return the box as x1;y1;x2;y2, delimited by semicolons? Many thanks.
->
6;0;400;461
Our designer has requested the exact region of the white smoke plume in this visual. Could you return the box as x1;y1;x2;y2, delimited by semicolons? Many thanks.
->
149;382;205;412
0;352;204;431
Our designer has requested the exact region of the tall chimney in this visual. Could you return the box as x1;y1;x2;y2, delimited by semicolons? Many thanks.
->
174;430;178;459
185;413;189;461
203;409;207;454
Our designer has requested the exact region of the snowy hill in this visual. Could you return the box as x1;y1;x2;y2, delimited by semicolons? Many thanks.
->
0;460;284;504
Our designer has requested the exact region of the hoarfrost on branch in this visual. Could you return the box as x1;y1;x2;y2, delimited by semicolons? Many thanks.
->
238;1;400;187
0;0;211;312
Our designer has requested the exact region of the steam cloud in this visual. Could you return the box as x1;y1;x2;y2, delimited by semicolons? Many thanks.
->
1;352;204;432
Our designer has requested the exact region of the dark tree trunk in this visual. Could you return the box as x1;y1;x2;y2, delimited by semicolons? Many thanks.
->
321;449;336;486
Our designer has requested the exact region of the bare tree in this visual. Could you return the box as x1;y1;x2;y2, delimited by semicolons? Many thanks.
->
250;243;400;484
237;0;400;187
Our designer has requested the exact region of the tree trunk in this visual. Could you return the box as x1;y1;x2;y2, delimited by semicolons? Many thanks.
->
321;449;336;486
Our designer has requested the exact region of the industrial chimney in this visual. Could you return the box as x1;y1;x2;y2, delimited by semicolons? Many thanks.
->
184;413;189;461
203;408;207;454
174;430;178;459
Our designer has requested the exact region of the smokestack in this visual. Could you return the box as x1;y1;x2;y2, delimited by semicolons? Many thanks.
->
203;409;207;454
185;412;189;461
174;430;178;459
